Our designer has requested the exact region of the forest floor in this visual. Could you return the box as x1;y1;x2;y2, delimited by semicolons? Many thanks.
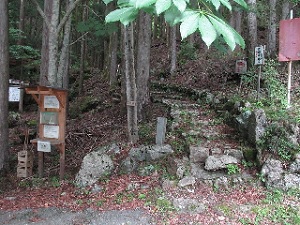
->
1;42;300;224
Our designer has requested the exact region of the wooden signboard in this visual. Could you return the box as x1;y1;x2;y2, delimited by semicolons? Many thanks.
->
25;86;67;179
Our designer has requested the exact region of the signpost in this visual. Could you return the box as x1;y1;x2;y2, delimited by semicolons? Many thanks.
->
25;86;67;179
279;11;300;107
254;46;265;99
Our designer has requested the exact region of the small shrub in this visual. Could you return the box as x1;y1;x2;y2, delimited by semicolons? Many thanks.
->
226;164;240;175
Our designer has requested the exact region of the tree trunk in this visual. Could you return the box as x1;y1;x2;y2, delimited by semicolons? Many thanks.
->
18;0;25;45
0;0;9;170
230;7;243;53
109;30;119;87
35;0;82;87
247;0;258;65
169;25;177;76
136;12;151;120
123;24;138;143
282;0;290;20
107;2;118;88
268;0;277;57
79;1;87;94
57;0;73;88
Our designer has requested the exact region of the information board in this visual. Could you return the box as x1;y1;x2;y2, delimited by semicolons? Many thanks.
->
9;86;20;102
255;46;265;65
37;140;51;152
44;95;59;108
43;125;59;139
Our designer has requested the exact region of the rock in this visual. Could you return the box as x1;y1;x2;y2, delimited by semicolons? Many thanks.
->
75;152;114;187
191;163;225;180
172;198;206;213
161;179;177;191
284;173;300;190
286;123;300;146
247;109;267;145
235;110;251;138
224;149;244;162
120;157;138;174
204;155;238;171
146;144;174;160
261;158;284;189
189;146;209;163
178;176;196;187
167;157;189;179
289;157;300;173
129;146;148;162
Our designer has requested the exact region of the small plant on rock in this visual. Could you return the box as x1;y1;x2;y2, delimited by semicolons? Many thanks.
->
226;164;240;175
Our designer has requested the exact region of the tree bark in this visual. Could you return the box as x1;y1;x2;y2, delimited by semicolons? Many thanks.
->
123;24;138;143
57;0;73;88
281;1;290;20
169;25;177;76
0;0;9;170
79;1;87;94
268;0;277;57
247;0;258;65
136;12;151;120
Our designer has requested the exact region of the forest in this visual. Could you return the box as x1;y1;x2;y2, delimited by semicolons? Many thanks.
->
1;0;300;224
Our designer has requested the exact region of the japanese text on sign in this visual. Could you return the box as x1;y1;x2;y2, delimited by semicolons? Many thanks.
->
255;46;265;65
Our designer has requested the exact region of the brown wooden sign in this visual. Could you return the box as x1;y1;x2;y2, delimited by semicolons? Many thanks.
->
25;86;67;179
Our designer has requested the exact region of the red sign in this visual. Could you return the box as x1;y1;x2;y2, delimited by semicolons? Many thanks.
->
279;18;300;62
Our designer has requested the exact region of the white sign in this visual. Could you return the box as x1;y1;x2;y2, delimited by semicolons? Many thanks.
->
43;125;59;139
9;86;20;102
44;95;59;109
37;140;51;152
255;46;265;65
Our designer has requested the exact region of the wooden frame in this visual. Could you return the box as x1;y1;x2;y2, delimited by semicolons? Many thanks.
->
25;86;67;179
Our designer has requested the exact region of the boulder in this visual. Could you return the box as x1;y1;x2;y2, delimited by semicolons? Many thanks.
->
75;151;114;187
247;109;267;145
204;155;238;171
173;197;206;213
189;146;209;163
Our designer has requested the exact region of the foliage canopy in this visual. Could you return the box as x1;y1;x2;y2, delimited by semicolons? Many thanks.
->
103;0;247;50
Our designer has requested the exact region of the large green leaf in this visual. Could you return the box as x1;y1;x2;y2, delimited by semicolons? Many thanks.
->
173;0;187;12
219;0;232;11
233;0;247;9
207;15;236;50
135;0;156;9
180;11;199;39
164;4;182;26
106;7;138;26
198;15;218;48
156;0;172;14
211;0;221;10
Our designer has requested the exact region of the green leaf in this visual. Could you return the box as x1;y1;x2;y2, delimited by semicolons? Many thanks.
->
173;0;187;12
219;0;232;11
156;0;172;14
207;15;236;50
180;11;199;39
135;0;156;8
233;0;248;9
164;4;182;26
106;7;138;26
198;15;218;47
211;0;220;10
102;0;114;4
118;0;134;7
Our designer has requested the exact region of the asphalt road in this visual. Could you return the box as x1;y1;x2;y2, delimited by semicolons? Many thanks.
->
0;207;155;225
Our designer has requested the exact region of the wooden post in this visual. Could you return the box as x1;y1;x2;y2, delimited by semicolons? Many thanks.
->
257;65;262;100
287;10;293;108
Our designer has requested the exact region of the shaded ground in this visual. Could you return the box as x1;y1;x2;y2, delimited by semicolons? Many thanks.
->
2;42;300;224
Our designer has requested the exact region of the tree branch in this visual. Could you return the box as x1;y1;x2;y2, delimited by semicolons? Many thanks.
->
57;0;83;34
31;0;51;29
